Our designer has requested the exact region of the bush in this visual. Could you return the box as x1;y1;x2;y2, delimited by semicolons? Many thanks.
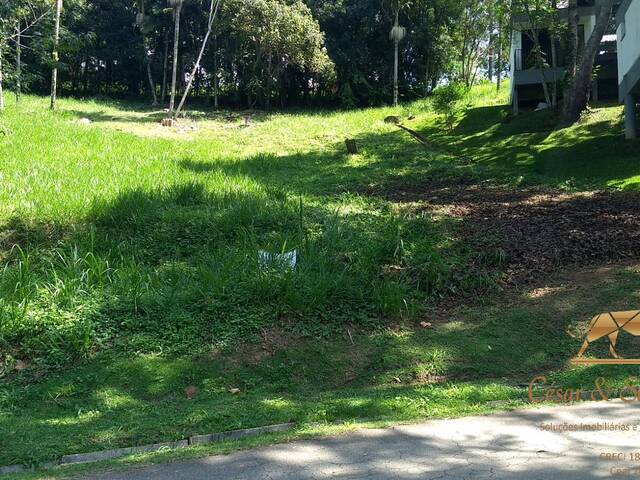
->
432;83;468;130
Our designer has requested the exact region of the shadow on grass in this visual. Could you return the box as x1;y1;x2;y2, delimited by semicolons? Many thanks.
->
4;256;640;466
414;105;639;187
3;101;640;467
82;402;640;480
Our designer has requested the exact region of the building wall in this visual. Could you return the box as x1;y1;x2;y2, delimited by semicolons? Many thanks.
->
617;0;640;86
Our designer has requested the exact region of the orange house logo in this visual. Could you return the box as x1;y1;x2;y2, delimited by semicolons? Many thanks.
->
572;311;640;365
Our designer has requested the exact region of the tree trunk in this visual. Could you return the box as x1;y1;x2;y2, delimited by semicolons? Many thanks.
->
265;54;273;110
176;0;220;115
213;34;219;108
496;24;502;92
146;58;157;106
487;20;494;83
15;24;21;103
168;1;183;115
71;57;81;93
562;0;615;124
549;0;558;107
0;45;4;111
138;2;158;106
566;0;579;79
530;31;552;107
50;0;63;110
161;29;169;106
550;39;558;106
82;57;89;94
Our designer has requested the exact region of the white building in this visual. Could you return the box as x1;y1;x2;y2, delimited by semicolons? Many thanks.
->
509;1;618;114
617;0;640;139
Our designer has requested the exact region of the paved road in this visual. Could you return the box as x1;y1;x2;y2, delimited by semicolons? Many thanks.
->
88;401;640;479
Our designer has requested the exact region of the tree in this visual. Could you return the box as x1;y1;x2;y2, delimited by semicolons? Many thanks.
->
432;82;467;130
0;0;502;108
168;0;182;115
561;0;615;124
14;22;20;103
175;0;221;114
493;0;513;92
225;0;334;109
0;0;51;110
457;0;493;87
0;42;4;110
50;0;62;110
136;0;158;106
512;0;558;107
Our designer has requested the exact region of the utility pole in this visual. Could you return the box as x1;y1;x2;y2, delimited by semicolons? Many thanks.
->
390;8;406;107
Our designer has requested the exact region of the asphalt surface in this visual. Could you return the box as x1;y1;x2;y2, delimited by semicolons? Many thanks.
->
86;401;640;479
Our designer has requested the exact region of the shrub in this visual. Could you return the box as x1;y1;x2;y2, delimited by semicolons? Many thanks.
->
432;83;468;130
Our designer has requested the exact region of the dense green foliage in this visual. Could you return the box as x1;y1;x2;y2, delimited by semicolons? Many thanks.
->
1;0;511;108
431;81;467;129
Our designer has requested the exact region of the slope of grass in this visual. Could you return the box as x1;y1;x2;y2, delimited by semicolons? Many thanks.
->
1;84;640;472
416;88;639;189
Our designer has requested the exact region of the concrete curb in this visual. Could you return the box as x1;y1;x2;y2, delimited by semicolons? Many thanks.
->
190;422;295;445
0;465;24;475
0;422;296;475
59;440;190;465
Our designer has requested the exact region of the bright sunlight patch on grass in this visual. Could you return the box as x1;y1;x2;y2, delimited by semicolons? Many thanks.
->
1;83;640;470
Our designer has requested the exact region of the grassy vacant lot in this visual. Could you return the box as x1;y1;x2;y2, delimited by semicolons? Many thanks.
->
1;83;640;473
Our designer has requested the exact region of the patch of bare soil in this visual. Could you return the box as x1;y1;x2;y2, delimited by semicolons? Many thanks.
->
231;325;299;365
375;181;640;285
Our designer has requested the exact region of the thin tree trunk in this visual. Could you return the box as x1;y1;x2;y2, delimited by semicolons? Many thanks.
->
0;45;4;111
424;58;430;96
82;57;89;94
562;0;615;124
50;0;63;110
15;24;21;103
487;21;494;82
146;59;157;105
550;37;558;106
265;54;273;110
523;3;552;107
138;1;157;106
213;34;218;108
71;57;81;92
496;24;502;92
550;0;559;107
161;28;169;105
168;1;183;115
527;28;552;106
176;0;221;115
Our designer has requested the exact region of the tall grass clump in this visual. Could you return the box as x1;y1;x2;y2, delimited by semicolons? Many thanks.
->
0;93;497;372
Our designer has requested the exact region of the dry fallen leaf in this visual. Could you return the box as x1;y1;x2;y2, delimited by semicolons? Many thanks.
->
419;321;432;329
229;387;241;395
393;377;402;384
184;385;199;399
14;360;29;371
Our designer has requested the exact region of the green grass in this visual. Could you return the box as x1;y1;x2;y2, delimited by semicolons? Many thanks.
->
416;83;640;189
1;82;640;473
